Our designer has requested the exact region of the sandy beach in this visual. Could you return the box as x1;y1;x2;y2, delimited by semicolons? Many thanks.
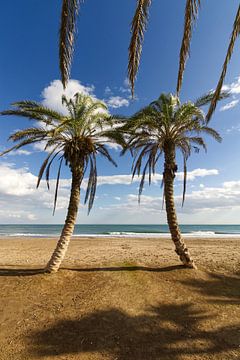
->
0;236;240;273
0;236;240;360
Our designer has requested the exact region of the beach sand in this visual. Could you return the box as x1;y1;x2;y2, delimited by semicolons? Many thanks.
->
0;236;240;359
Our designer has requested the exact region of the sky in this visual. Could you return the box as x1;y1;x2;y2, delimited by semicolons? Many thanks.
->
1;0;240;224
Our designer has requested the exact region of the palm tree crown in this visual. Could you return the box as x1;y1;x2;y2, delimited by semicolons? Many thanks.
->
122;93;221;203
1;93;120;213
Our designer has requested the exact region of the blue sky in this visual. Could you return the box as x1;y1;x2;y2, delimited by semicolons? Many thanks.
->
1;0;240;224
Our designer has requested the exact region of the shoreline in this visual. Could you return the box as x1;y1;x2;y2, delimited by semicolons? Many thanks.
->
1;233;240;238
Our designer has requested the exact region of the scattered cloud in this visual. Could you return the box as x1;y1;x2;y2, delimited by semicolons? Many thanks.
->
100;180;240;218
222;76;240;94
81;168;218;189
226;123;240;133
42;79;95;114
0;163;219;222
123;78;130;88
104;86;112;95
5;149;32;156
220;99;239;111
106;96;130;108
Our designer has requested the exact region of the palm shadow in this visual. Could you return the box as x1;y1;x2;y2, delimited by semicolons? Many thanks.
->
0;264;185;277
28;303;240;359
181;272;240;304
62;264;185;272
0;268;45;276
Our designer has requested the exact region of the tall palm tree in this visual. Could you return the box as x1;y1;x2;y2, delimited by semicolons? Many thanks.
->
1;93;123;273
120;93;222;268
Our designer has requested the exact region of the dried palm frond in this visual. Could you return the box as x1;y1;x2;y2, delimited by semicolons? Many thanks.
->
206;5;240;122
128;0;152;97
59;0;80;88
177;0;201;95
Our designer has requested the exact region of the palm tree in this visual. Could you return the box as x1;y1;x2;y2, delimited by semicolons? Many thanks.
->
120;93;222;268
1;93;123;273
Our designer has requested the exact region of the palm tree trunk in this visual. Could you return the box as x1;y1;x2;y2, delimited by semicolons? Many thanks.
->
163;145;196;269
45;168;82;273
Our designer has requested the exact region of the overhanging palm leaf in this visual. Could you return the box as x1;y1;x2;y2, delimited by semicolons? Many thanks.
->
206;5;240;122
176;0;201;95
128;0;152;97
128;1;201;96
59;0;80;88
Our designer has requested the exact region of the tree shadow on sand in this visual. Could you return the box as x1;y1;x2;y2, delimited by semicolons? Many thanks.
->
0;268;45;276
181;272;240;305
0;265;184;277
28;303;239;359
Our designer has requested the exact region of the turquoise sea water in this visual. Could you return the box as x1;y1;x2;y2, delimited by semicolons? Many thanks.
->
0;224;240;238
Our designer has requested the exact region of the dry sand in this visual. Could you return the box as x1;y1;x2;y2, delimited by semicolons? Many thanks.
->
0;236;239;273
0;236;240;359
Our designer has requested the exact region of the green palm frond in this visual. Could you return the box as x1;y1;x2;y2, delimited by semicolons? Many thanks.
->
128;0;152;97
121;92;222;205
177;0;201;95
1;93;123;214
206;5;240;122
194;90;230;108
59;0;80;88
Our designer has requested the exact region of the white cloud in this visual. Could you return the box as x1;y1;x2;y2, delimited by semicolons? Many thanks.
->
119;87;131;94
226;123;240;133
5;149;32;156
0;163;72;223
106;96;130;108
1;160;239;224
220;99;239;111
42;79;95;114
99;179;240;220
123;78;130;88
104;86;112;95
80;169;218;189
0;163;219;223
222;76;240;94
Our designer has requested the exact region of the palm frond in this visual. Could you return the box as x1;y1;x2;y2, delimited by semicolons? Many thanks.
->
206;5;240;122
194;90;230;108
36;146;59;189
84;153;97;214
128;0;152;97
177;0;201;95
53;157;64;215
59;0;80;88
182;157;188;207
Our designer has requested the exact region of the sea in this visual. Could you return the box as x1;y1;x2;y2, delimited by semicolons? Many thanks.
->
0;224;240;238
